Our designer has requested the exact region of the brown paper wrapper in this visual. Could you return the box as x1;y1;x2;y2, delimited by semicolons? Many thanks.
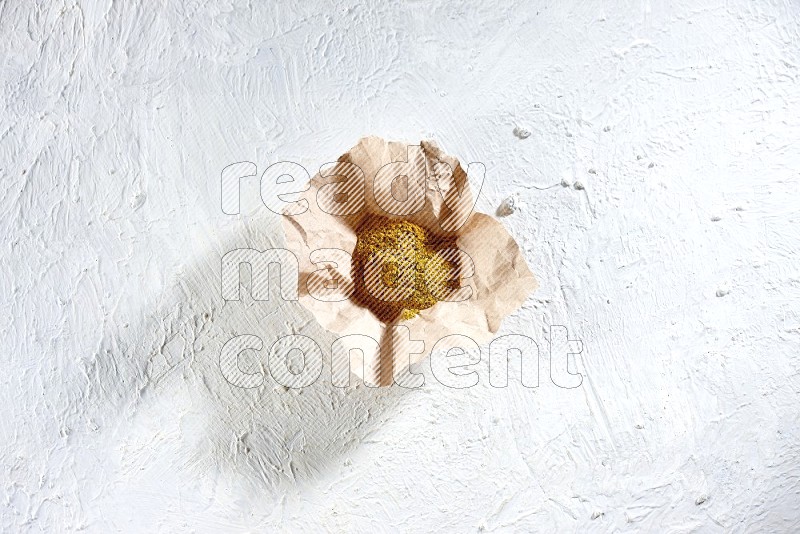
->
281;136;538;386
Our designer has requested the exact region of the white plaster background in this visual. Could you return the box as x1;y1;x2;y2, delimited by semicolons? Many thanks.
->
2;0;799;531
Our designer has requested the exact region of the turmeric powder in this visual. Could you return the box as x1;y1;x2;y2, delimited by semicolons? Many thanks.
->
352;217;455;322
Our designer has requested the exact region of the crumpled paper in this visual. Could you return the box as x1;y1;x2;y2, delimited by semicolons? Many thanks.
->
281;136;537;386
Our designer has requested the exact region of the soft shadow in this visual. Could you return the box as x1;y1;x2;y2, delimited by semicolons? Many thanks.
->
100;216;408;492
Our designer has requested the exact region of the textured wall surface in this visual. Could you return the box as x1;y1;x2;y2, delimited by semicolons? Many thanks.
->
2;0;799;531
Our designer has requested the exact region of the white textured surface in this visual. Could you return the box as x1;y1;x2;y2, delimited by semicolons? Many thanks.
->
2;0;800;531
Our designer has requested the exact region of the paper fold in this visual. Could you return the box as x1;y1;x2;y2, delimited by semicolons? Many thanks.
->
281;136;538;385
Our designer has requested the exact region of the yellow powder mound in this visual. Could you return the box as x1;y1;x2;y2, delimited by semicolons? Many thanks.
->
352;217;455;322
